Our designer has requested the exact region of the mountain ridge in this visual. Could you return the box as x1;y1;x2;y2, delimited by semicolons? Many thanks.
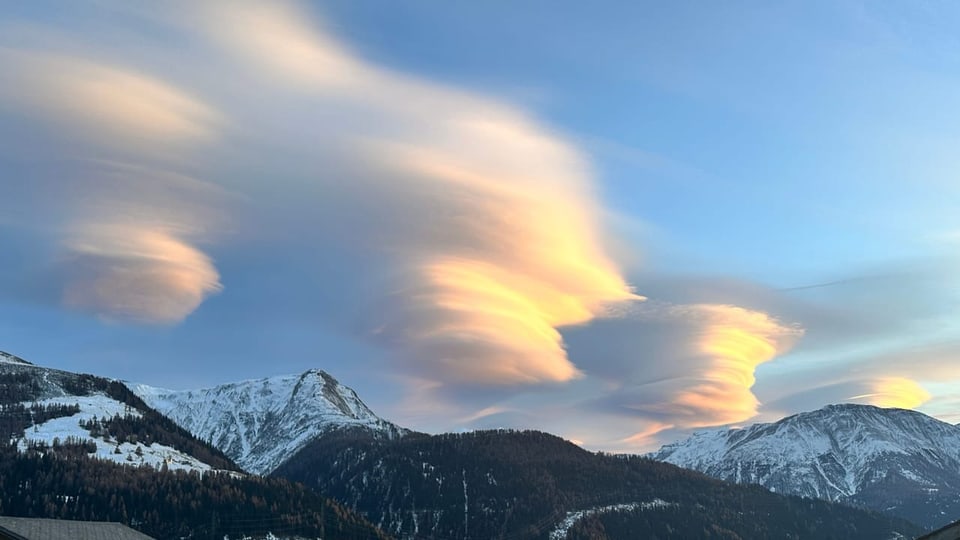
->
0;350;31;365
133;368;408;475
0;348;389;540
272;427;922;539
651;402;960;529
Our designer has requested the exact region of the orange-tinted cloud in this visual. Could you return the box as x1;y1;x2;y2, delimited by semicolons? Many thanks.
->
621;422;676;447
189;1;366;91
848;377;931;409
0;44;225;324
62;224;222;324
566;302;802;430
180;0;639;385
671;304;804;426
754;335;954;419
0;50;216;147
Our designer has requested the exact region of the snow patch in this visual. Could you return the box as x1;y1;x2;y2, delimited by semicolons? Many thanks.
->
16;394;215;473
549;499;674;540
223;534;320;540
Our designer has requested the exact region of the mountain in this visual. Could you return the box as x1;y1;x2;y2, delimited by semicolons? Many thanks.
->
0;350;388;540
6;351;925;539
132;369;406;475
651;403;960;529
0;350;31;365
0;351;236;473
272;428;922;540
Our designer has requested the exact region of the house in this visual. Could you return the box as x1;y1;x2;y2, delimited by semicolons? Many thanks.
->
0;516;155;540
919;519;960;540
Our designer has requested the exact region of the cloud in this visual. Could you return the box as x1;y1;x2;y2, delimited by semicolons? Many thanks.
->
189;1;367;91
567;301;802;430
163;0;641;386
591;369;929;452
0;50;217;148
628;266;958;355
5;0;954;451
760;376;932;417
620;267;959;424
754;336;955;418
847;377;931;409
3;0;960;456
50;165;228;324
1;0;639;384
667;304;804;425
0;43;225;324
620;422;676;447
62;224;222;324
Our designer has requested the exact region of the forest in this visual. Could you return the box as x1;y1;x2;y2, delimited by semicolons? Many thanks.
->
274;428;923;540
0;441;387;539
0;366;386;539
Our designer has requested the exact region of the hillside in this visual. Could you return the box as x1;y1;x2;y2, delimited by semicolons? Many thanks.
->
272;428;922;539
651;403;960;529
0;350;388;540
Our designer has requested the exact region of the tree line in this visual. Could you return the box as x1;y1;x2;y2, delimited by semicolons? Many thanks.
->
274;428;924;540
0;442;388;540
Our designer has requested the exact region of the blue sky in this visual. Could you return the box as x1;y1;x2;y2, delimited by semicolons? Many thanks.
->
2;1;960;450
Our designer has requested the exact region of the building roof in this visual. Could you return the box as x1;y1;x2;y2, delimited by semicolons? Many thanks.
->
917;519;960;540
0;517;155;540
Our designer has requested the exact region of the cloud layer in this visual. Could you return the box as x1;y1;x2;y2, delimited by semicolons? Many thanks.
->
0;50;216;149
1;1;638;380
564;301;801;440
667;304;803;426
181;0;641;385
1;40;223;325
5;0;958;454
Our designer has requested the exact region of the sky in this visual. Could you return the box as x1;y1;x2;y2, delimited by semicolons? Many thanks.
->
2;0;960;452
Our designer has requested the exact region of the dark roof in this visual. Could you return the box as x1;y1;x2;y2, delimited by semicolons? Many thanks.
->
917;519;960;540
0;517;155;540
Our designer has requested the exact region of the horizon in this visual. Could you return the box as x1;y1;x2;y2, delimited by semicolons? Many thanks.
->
3;1;960;454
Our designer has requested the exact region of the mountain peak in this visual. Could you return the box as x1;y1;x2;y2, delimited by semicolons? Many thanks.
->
301;367;333;378
134;370;406;475
652;402;960;529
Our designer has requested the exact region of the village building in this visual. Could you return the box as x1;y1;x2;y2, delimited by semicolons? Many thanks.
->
0;516;155;540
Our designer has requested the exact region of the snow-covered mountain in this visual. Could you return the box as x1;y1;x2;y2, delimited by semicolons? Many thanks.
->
0;350;390;539
651;403;960;528
0;350;231;473
133;369;407;475
0;350;31;365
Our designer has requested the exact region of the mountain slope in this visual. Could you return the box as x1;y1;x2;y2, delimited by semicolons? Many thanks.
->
0;443;388;540
272;428;922;540
0;350;31;365
133;369;406;475
0;350;389;540
651;403;960;529
0;352;236;472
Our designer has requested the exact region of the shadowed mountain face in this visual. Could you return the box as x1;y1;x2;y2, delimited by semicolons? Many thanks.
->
652;403;960;529
272;428;922;540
